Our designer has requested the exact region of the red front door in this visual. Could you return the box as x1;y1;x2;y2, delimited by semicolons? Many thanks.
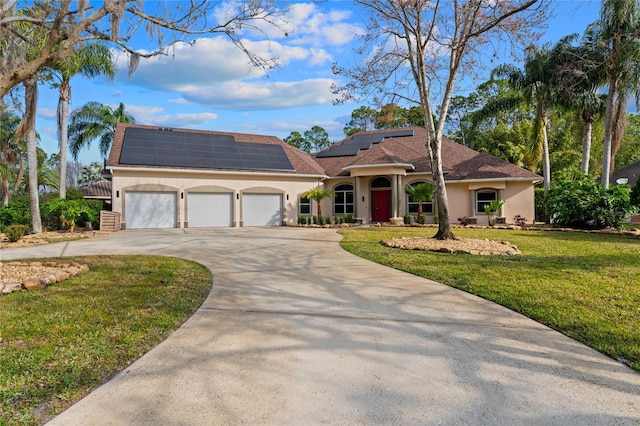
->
372;190;391;222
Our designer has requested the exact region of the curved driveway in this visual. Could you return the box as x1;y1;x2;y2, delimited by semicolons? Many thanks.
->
3;227;640;425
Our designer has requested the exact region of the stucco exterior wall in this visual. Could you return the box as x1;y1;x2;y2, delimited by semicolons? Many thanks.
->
110;169;321;228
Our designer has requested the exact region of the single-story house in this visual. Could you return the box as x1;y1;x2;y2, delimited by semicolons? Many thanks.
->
80;181;112;202
105;123;541;229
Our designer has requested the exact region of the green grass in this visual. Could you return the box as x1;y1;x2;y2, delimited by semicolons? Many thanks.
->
0;256;212;426
339;227;640;372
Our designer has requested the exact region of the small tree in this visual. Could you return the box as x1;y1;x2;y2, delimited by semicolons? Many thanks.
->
405;182;434;224
484;199;505;226
301;187;334;217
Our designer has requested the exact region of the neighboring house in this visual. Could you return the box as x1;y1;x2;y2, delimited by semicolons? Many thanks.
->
611;160;640;224
80;181;112;203
105;123;541;229
611;160;640;187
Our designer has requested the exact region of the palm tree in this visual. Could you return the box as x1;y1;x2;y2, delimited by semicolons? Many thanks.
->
52;43;115;199
492;44;557;193
78;161;105;187
597;0;640;187
0;111;20;205
68;102;135;161
552;31;607;174
301;187;334;217
405;182;434;224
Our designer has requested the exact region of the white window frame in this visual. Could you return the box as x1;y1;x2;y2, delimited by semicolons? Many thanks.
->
476;189;498;214
406;181;434;215
334;184;354;215
299;196;311;215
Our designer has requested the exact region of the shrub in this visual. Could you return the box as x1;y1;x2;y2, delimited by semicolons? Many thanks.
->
534;187;548;223
41;199;100;231
513;215;528;226
458;216;472;226
546;168;635;229
631;179;640;209
404;214;412;225
344;213;354;224
0;198;30;229
419;214;427;224
4;224;30;242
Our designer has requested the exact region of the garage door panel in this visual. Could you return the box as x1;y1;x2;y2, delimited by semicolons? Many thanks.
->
126;192;176;229
242;194;282;227
188;193;232;227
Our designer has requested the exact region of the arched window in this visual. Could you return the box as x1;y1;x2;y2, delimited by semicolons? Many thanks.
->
371;177;391;188
406;181;434;214
476;189;498;214
334;184;354;214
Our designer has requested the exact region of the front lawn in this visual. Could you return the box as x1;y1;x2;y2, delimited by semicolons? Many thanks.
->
0;255;212;425
339;227;640;372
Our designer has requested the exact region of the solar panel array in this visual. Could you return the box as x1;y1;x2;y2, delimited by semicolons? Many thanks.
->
316;129;415;158
119;128;295;171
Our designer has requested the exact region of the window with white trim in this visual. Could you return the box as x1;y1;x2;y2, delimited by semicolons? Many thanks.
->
334;184;354;214
299;196;311;215
476;190;497;214
407;181;434;214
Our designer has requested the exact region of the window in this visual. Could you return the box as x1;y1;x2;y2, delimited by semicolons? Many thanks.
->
476;190;497;214
407;181;434;214
299;197;311;215
334;184;354;214
371;177;391;188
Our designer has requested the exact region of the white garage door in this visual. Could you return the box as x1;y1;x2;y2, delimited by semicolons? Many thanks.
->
242;194;282;226
188;193;232;227
125;192;176;229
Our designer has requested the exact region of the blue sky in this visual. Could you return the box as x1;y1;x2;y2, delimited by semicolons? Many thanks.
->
33;0;601;165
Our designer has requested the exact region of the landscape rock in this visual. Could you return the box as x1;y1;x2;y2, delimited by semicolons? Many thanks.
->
23;277;47;291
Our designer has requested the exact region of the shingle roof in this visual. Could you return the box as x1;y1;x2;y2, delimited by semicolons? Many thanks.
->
108;123;326;176
315;126;541;181
81;181;111;199
611;160;640;187
107;124;540;182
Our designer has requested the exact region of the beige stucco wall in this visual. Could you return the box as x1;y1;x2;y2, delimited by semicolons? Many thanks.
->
110;168;537;227
110;169;322;228
319;176;536;225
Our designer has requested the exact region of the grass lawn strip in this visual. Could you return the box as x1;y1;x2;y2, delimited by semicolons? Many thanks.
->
0;255;212;426
338;227;640;373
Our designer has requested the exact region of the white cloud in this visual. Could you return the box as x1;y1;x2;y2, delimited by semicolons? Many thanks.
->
168;98;189;104
179;78;335;110
38;107;56;120
146;112;219;127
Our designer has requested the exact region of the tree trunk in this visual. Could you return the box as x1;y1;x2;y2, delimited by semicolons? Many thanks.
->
580;115;593;174
23;78;42;233
542;117;551;193
58;81;70;199
601;78;617;188
428;133;455;240
609;96;628;174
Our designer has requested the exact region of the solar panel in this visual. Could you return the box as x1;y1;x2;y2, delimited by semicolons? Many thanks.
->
119;128;294;171
316;129;415;158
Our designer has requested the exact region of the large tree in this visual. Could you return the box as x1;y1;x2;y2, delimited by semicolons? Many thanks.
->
68;102;135;160
0;0;285;98
333;0;546;239
596;0;640;187
492;44;557;193
52;43;115;199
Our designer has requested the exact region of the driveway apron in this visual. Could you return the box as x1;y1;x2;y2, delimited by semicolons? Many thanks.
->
3;228;640;425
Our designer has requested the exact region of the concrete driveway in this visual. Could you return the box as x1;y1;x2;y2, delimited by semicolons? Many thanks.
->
3;227;640;425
